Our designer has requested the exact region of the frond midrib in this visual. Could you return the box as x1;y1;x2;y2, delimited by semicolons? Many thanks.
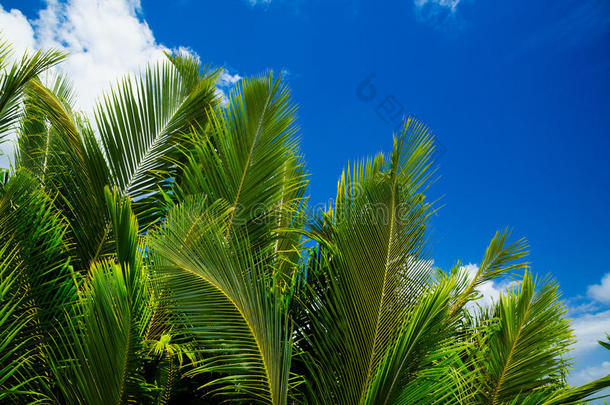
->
225;88;273;237
361;170;401;403
490;295;533;405
123;79;196;195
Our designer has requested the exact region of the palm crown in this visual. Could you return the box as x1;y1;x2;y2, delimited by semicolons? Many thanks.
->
0;38;608;404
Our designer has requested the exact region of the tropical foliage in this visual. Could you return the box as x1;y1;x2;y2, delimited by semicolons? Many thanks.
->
0;37;609;404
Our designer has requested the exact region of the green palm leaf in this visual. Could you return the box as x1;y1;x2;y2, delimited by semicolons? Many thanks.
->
540;375;610;405
149;196;296;404
16;72;80;181
0;169;77;402
0;243;46;403
0;169;75;328
175;73;307;252
96;54;219;227
451;229;529;316
51;260;150;405
0;40;65;142
473;272;573;404
13;71;112;270
364;276;474;405
297;118;437;404
105;186;140;274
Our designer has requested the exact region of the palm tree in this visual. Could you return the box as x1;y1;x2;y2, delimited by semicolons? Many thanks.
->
0;38;609;404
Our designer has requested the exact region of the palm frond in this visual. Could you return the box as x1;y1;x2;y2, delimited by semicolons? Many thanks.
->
11;71;112;271
364;275;474;405
148;196;296;404
296;118;437;404
0;168;76;335
51;260;150;405
541;375;610;405
537;335;610;404
16;73;80;181
105;186;140;273
473;272;574;404
451;229;529;316
0;46;65;142
0;242;48;403
96;55;219;227
174;73;307;253
0;169;77;402
43;110;111;269
0;36;11;71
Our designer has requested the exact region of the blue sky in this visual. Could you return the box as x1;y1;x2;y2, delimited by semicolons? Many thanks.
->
1;0;609;385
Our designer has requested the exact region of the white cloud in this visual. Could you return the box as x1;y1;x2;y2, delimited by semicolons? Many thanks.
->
31;0;168;114
571;310;610;354
564;272;610;387
0;5;35;56
218;70;242;87
567;272;610;354
215;70;242;105
570;271;610;355
588;273;610;304
461;263;518;309
571;361;610;386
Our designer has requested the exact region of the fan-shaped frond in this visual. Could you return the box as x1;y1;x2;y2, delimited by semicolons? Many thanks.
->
296;118;437;404
148;196;296;404
175;73;307;255
473;272;573;404
50;260;150;405
364;276;473;405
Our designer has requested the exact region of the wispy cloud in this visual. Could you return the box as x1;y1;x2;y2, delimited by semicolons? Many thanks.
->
509;0;610;59
571;309;610;353
414;0;461;13
571;360;610;386
413;0;465;27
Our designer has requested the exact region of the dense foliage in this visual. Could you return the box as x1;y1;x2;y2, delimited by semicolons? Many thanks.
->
1;38;609;404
